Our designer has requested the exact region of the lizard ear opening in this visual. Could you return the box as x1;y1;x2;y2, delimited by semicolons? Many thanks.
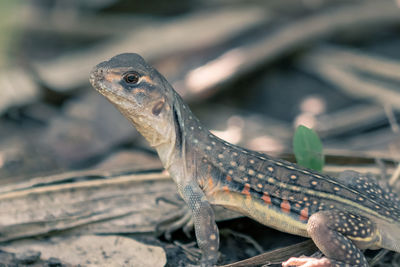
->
152;99;165;116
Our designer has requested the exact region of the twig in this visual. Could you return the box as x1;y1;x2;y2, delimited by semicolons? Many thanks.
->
219;240;317;267
301;59;400;109
369;249;390;267
389;163;400;186
0;167;167;194
384;104;400;186
384;104;400;133
315;104;386;138
0;171;169;200
180;0;400;100
305;45;400;83
32;7;268;91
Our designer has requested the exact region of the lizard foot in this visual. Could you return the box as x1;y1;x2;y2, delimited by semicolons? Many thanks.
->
282;257;332;267
175;241;219;267
155;195;194;239
174;241;202;264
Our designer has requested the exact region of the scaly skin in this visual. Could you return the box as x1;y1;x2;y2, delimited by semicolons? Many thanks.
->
89;53;400;267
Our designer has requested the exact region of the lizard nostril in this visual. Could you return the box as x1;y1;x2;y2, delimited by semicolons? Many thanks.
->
95;68;105;78
89;68;105;86
95;68;103;76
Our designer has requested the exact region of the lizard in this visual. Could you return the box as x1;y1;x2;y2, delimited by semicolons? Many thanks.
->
89;53;400;267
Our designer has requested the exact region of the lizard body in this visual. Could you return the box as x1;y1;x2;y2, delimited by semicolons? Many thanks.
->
90;53;400;267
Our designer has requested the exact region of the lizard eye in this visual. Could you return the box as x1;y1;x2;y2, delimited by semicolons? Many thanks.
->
123;72;140;84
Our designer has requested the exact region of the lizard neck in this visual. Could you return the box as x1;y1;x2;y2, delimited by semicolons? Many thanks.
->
154;92;194;174
172;96;248;174
155;92;213;186
163;91;255;173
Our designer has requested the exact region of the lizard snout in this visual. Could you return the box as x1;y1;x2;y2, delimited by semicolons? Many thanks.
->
89;66;106;89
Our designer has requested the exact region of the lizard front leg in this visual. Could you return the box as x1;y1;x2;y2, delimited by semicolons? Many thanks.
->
181;181;220;266
283;210;379;267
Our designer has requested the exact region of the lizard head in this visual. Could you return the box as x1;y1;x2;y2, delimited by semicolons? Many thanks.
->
89;53;177;147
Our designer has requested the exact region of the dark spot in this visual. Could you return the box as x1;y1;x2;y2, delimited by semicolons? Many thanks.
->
152;100;165;115
173;106;183;152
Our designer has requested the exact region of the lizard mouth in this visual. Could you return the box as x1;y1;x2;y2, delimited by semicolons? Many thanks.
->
89;67;130;105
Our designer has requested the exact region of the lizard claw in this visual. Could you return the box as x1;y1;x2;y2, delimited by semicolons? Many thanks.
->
182;216;194;237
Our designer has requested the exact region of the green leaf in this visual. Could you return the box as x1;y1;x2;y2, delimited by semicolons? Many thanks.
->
293;125;324;171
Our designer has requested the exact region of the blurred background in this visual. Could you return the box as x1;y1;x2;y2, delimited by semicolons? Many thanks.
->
0;0;400;266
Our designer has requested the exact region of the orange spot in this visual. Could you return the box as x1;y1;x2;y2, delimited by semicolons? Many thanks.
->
222;185;230;193
300;207;309;221
242;183;251;196
261;192;271;204
226;175;232;182
141;75;155;85
280;200;291;213
208;178;214;189
105;72;123;82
